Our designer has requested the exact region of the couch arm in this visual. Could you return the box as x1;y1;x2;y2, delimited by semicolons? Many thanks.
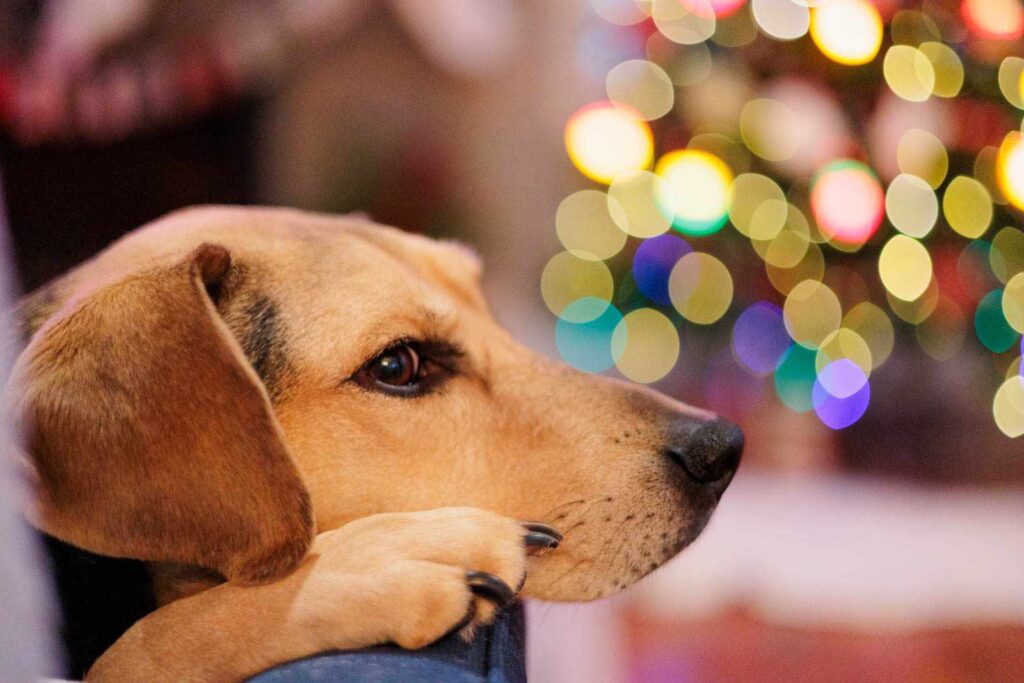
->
248;602;526;683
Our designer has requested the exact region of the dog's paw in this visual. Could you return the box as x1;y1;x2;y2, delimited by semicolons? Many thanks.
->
307;507;561;650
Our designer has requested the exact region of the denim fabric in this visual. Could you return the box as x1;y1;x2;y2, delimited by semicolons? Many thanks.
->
249;602;526;683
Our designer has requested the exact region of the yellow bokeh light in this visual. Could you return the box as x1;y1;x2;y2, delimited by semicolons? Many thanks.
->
784;279;842;349
897;129;948;189
993;376;1024;438
890;10;941;46
887;277;939;324
816;328;873;376
565;102;654;184
655;149;734;236
767;241;825;295
729;173;786;237
541;252;614;322
991;227;1024;284
669;252;734;324
843;301;894;369
879;235;933;302
809;0;882;66
883;45;935;102
997;57;1024;109
943;176;993;239
612;308;681;383
1003;273;1024;334
764;228;811;268
885;174;938;238
606;59;676;121
916;296;966;361
556;190;628;261
919;42;964;98
740;98;800;162
997;132;1024;211
607;170;673;238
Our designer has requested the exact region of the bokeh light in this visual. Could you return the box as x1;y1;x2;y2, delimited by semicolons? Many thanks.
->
767;240;825;295
1002;273;1024;334
732;301;791;375
842;301;894;369
590;0;649;26
990;227;1024;284
669;252;734;324
996;132;1024;211
612;308;681;382
565;102;653;184
813;360;871;429
885;173;938;238
556;190;628;260
784;279;842;349
729;173;787;238
975;290;1020;353
541;252;614;321
740;99;799;162
887;277;939;324
608;170;674;237
816;328;872;377
993;375;1024;438
962;0;1024;42
916;296;967;361
682;0;748;19
751;0;810;41
652;0;717;45
809;0;882;67
556;298;624;372
810;160;884;245
943;176;993;239
883;45;935;103
879;235;933;302
997;57;1024;110
774;344;816;412
655;149;734;236
918;42;964;98
897;129;948;189
633;234;693;305
606;60;676;120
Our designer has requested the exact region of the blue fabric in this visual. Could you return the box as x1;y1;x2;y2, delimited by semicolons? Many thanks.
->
248;602;526;683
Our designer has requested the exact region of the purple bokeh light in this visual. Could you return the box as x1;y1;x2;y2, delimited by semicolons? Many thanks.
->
633;234;692;305
731;302;791;376
812;360;871;429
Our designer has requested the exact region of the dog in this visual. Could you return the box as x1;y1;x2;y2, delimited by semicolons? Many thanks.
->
8;206;742;681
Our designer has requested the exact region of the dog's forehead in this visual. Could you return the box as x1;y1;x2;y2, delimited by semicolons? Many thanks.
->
90;206;485;307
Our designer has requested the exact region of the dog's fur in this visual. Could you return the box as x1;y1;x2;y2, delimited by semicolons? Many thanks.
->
7;206;738;681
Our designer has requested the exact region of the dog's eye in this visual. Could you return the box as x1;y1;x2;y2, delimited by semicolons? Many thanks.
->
353;339;462;397
367;345;420;387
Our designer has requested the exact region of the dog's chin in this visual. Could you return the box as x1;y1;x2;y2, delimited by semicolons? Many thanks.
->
523;487;719;602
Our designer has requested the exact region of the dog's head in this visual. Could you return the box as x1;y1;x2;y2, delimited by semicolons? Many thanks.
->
10;206;741;601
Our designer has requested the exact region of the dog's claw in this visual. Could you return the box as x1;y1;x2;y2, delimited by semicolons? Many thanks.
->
521;521;562;551
466;571;517;608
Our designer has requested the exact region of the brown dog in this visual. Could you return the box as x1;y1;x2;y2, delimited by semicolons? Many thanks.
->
8;206;742;681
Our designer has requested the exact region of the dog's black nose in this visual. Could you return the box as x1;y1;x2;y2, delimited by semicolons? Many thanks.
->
666;418;743;490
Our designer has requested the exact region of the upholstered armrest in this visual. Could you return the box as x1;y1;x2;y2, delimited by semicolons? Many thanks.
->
248;603;526;683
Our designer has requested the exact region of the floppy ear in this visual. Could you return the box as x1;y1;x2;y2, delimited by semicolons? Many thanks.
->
11;244;314;584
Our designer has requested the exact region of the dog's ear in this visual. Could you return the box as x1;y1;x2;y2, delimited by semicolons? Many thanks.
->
11;244;313;584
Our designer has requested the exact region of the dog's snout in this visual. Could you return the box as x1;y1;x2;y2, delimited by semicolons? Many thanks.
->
665;418;743;490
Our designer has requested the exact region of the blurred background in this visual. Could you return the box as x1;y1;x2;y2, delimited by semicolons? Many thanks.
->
1;0;1023;681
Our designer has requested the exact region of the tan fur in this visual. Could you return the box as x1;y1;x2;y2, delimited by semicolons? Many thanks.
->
8;206;729;682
